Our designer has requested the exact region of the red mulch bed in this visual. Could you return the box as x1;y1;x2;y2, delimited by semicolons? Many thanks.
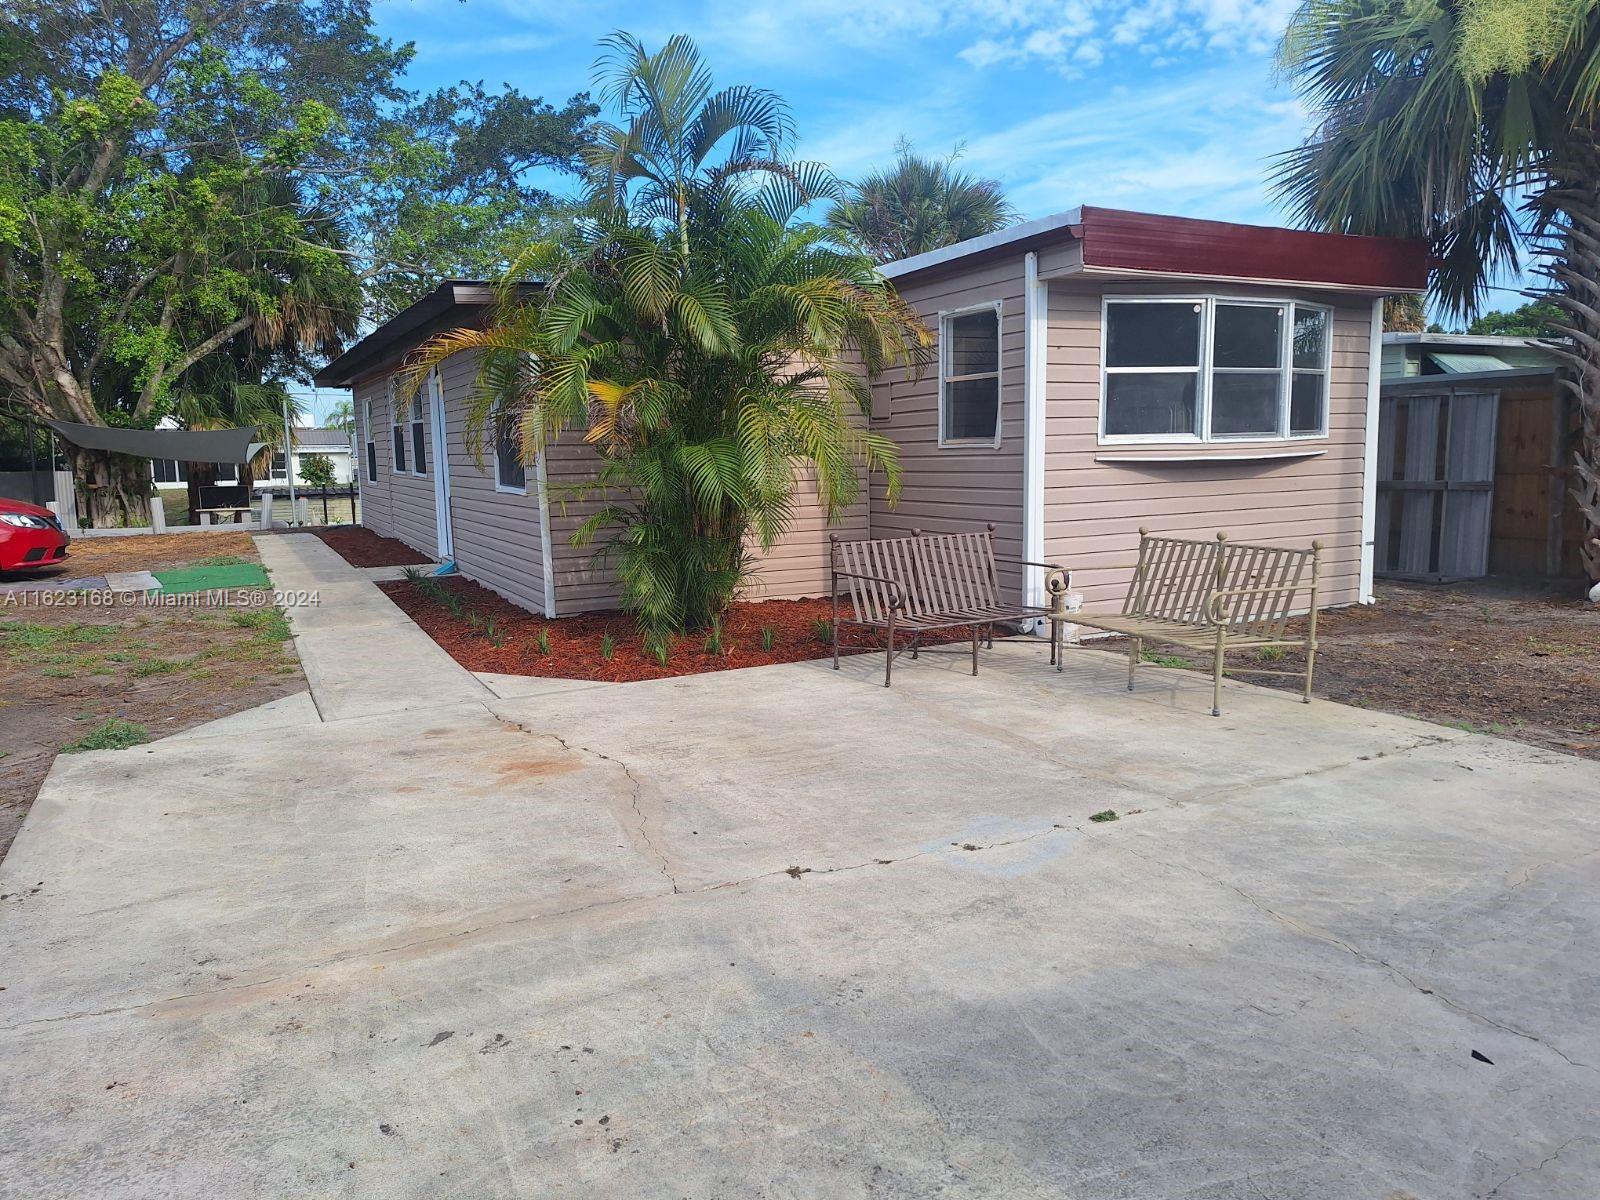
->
378;576;976;682
311;525;432;568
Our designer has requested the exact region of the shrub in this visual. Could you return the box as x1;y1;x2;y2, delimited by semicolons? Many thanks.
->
298;453;337;490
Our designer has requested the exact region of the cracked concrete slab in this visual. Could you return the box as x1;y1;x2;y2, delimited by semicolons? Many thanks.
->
2;545;1597;1198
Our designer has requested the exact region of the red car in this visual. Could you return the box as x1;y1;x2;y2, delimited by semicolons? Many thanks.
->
0;497;70;572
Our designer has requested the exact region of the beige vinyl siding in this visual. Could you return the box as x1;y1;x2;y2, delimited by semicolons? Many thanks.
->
435;350;547;614
353;377;392;539
744;470;868;600
867;256;1029;596
544;435;621;614
359;370;438;559
1043;280;1373;610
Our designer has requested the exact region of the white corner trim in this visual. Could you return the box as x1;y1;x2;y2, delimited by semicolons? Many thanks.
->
534;451;557;618
1359;295;1383;604
1023;251;1047;613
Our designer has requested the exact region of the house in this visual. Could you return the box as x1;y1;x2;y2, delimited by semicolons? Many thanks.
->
315;209;1429;620
1376;332;1584;580
149;427;353;492
260;427;355;490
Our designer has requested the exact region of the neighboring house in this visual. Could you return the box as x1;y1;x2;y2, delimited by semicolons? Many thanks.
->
258;427;356;490
1382;331;1554;379
1376;332;1583;580
315;209;1430;619
149;427;354;492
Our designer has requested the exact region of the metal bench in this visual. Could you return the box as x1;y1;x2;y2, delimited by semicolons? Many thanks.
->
829;525;1069;687
1073;529;1321;716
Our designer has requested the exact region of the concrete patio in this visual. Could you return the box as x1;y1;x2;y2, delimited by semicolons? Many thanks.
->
1;534;1597;1198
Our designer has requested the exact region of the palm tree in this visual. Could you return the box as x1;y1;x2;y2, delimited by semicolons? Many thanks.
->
828;144;1016;264
1275;0;1600;584
407;34;930;653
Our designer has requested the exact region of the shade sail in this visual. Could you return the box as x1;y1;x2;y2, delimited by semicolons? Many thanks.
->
44;421;260;464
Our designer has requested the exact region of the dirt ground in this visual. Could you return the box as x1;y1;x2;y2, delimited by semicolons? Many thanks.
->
11;529;262;579
312;525;431;567
378;576;967;682
0;534;306;861
1086;578;1600;761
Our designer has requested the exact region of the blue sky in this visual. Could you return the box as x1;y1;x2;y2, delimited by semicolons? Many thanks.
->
383;0;1309;223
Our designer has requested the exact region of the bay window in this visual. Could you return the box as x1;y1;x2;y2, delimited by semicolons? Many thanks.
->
1102;297;1330;442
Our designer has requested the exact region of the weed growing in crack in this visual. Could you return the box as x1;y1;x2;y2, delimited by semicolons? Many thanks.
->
1089;810;1119;823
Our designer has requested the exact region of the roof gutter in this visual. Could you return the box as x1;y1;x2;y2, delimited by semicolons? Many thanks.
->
881;208;1083;281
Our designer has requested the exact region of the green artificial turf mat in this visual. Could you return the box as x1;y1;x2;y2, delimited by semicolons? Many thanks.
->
152;562;271;594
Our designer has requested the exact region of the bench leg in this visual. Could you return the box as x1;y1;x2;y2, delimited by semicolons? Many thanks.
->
1212;630;1226;717
830;591;840;671
1128;637;1140;691
884;611;895;688
911;635;919;660
971;625;979;676
1303;641;1316;704
1053;618;1063;673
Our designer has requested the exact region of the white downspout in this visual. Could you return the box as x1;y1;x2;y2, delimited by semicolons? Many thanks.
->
1359;296;1383;604
1023;251;1048;625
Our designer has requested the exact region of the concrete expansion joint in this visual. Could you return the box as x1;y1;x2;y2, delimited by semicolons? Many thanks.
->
1114;839;1600;1077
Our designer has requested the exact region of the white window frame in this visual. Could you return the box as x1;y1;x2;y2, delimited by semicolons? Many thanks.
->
937;300;1004;449
409;376;429;477
364;398;378;482
388;377;407;473
493;408;527;495
1099;294;1333;445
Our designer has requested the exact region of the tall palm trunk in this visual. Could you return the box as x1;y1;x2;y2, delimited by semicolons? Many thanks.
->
1533;141;1600;583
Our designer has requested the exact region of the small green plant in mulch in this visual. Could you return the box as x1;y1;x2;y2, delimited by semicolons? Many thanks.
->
813;618;833;644
401;566;429;583
533;627;551;655
651;642;670;667
599;631;616;662
467;610;486;635
1256;645;1288;663
760;625;775;652
1089;810;1119;823
703;617;724;655
1141;650;1189;669
484;617;505;647
62;717;148;753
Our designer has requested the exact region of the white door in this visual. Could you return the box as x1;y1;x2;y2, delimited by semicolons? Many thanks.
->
429;371;454;560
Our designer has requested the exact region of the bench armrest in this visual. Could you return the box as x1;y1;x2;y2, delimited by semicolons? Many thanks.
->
832;568;906;610
995;556;1072;597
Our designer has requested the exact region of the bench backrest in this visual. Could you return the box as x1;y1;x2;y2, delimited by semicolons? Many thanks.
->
1124;531;1318;639
831;528;999;622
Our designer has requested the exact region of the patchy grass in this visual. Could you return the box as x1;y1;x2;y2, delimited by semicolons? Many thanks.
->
61;717;149;754
131;657;183;678
229;608;291;641
0;621;120;651
1140;650;1190;669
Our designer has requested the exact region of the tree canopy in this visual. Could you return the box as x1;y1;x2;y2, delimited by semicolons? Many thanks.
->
828;143;1016;265
0;0;592;524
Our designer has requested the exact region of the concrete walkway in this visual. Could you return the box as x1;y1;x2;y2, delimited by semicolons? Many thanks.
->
2;544;1598;1199
252;534;493;722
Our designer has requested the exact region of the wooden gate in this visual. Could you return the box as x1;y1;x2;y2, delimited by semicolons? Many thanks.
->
1375;389;1498;580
